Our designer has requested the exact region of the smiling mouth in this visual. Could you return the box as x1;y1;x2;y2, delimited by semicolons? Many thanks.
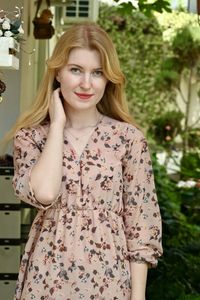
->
75;92;94;100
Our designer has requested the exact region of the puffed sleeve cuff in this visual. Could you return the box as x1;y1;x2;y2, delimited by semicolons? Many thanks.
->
126;238;163;268
28;167;62;210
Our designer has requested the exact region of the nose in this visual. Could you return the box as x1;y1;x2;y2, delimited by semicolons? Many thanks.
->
80;73;92;90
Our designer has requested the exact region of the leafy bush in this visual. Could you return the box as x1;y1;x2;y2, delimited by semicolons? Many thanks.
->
148;110;183;147
172;25;200;67
180;186;200;225
154;23;200;153
98;3;175;128
187;128;200;149
180;152;200;180
98;5;200;299
146;155;200;300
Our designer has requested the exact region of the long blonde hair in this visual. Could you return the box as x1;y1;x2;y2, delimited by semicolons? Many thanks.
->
5;22;135;142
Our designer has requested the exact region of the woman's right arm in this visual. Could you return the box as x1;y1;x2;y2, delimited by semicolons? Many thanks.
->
30;88;66;205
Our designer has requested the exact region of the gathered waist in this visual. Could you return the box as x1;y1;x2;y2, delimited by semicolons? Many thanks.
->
38;205;124;225
51;205;122;216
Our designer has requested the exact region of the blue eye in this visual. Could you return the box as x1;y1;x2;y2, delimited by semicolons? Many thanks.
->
71;67;81;74
92;70;103;77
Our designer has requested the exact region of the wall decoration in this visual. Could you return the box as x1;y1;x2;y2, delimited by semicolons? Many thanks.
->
0;6;24;70
0;77;6;103
0;6;24;41
32;0;55;39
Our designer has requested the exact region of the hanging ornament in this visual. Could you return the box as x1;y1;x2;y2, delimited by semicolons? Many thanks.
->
21;47;36;66
0;79;6;103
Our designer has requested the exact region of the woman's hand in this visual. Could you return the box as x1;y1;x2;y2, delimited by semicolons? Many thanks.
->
49;88;66;128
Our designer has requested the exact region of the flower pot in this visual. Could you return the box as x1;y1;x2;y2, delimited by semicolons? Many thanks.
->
0;37;20;55
0;37;19;70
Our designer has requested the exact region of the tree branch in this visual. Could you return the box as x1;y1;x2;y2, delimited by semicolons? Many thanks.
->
189;116;200;128
177;86;187;104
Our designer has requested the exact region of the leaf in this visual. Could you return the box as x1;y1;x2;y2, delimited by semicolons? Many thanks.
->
99;286;104;294
78;265;85;271
117;2;137;15
95;174;101;180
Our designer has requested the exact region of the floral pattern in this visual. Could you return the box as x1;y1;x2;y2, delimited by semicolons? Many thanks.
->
0;7;24;40
12;116;163;300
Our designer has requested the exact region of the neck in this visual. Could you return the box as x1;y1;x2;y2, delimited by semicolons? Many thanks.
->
65;108;102;129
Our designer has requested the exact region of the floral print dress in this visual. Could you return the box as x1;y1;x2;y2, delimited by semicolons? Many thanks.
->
12;116;163;300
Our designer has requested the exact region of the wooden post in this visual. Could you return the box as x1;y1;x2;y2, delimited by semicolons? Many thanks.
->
197;0;200;15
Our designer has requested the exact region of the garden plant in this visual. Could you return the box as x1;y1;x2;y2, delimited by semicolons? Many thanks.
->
98;3;200;299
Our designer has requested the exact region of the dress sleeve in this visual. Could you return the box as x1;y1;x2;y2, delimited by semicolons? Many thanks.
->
12;128;61;210
122;126;163;267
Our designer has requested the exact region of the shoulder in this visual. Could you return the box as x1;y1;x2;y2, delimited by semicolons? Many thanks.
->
14;123;50;153
14;122;50;141
102;115;145;141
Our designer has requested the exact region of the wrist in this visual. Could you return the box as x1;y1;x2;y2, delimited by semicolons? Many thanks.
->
131;288;146;300
131;297;145;300
49;122;65;132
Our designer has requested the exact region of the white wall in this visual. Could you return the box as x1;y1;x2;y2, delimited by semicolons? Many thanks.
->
176;76;200;128
171;0;197;12
0;68;21;141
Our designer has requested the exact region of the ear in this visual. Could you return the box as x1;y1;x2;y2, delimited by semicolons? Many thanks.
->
53;78;60;90
56;72;60;83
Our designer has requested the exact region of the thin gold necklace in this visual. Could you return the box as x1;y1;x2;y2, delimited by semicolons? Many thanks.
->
66;115;103;141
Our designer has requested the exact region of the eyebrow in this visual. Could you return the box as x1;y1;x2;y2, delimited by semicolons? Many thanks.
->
67;63;103;70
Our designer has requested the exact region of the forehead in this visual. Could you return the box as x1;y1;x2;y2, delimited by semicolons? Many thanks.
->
67;48;102;68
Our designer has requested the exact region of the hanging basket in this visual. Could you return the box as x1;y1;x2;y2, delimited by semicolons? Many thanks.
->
32;0;55;39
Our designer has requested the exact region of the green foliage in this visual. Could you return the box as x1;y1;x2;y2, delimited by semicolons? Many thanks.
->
99;6;199;131
138;0;171;16
156;10;199;44
187;128;200;149
148;110;183;147
178;295;200;300
180;186;200;225
155;24;200;90
98;6;200;298
172;25;200;67
113;0;171;16
147;155;200;300
98;3;175;127
155;56;182;89
155;24;200;153
180;152;200;180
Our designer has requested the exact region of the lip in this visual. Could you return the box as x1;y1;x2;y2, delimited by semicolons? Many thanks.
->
75;92;94;100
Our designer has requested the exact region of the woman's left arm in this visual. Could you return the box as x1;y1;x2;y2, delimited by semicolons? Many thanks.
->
122;126;163;298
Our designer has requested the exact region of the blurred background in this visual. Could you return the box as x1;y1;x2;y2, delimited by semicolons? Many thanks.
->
0;0;199;299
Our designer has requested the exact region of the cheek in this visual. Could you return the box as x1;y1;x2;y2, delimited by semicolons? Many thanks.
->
59;75;75;90
95;78;107;89
98;81;107;94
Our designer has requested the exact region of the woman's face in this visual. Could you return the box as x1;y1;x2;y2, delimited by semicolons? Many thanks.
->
56;47;108;113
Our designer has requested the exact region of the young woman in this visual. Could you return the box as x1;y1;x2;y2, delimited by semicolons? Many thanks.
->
11;22;162;300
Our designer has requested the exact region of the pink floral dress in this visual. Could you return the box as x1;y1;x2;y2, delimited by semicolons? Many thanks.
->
12;116;162;300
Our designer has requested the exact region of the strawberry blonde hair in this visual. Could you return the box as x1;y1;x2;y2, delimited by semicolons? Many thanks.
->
4;22;134;143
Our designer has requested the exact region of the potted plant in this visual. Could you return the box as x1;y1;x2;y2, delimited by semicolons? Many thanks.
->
0;6;24;69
